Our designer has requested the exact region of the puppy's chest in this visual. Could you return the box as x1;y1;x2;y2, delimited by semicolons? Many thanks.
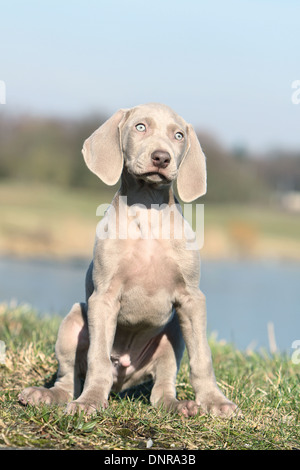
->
116;239;182;295
98;239;185;327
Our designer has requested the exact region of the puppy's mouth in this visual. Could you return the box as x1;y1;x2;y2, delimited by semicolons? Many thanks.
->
139;171;170;183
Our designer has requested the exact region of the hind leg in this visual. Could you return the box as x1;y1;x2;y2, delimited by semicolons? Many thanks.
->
19;302;88;406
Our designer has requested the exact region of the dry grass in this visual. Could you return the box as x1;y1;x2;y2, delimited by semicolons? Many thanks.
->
0;304;299;450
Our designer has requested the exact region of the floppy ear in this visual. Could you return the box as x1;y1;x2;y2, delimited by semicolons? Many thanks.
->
82;109;129;185
176;124;207;202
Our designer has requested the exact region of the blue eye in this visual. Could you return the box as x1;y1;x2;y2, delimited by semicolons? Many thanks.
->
175;131;184;141
136;123;146;132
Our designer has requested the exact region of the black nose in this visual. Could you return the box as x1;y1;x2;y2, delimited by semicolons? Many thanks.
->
151;150;171;169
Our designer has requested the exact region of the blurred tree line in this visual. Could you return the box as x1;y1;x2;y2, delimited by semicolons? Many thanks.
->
0;114;299;203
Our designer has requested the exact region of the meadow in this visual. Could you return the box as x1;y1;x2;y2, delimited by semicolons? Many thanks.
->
0;180;300;450
1;180;300;261
0;304;299;450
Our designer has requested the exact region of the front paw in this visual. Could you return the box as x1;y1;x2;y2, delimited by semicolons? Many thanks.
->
176;400;200;417
65;398;108;415
200;395;240;418
209;401;239;417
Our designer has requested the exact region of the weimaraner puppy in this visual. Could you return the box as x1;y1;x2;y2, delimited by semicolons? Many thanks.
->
19;103;238;417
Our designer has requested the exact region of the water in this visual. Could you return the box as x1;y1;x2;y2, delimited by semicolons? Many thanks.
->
200;259;300;352
0;256;299;352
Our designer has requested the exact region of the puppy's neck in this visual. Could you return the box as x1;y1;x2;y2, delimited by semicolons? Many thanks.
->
119;168;175;208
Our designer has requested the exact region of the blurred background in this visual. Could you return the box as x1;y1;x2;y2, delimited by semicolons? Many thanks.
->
0;0;299;352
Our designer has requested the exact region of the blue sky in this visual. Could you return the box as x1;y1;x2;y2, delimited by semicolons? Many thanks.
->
0;0;300;151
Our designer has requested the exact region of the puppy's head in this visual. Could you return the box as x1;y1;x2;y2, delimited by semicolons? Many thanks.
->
82;103;206;202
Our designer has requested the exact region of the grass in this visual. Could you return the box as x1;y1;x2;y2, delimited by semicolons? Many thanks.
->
1;180;300;449
0;304;299;450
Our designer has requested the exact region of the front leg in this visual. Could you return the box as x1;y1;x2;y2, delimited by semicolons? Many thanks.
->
176;288;238;417
65;290;120;415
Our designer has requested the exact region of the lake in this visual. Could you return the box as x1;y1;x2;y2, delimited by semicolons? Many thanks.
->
0;256;299;353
